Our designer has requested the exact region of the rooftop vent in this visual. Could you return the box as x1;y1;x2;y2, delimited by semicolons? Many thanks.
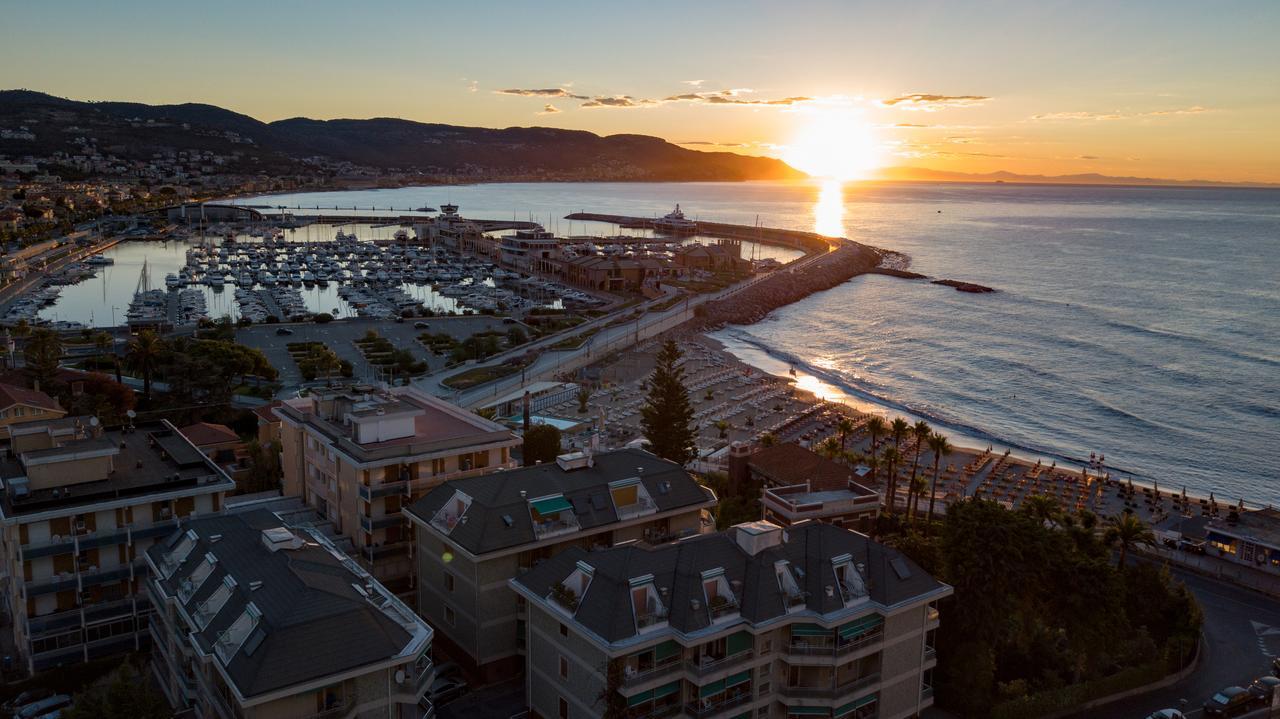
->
556;452;591;472
260;527;305;553
249;580;264;591
732;520;784;556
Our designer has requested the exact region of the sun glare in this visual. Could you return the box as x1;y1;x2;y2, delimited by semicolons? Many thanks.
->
783;112;883;181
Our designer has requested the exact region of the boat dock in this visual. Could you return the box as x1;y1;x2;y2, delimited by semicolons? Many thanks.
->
564;213;834;252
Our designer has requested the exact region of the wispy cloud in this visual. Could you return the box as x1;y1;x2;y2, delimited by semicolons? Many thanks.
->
880;93;990;111
581;95;658;108
1077;155;1101;160
664;89;811;106
495;87;589;100
682;79;705;87
1031;106;1209;121
894;123;932;128
538;104;561;115
678;140;752;148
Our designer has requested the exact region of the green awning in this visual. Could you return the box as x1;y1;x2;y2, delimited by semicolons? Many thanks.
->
787;708;830;717
838;614;883;639
699;679;726;698
530;496;572;515
790;623;831;637
627;690;654;707
726;631;753;655
835;695;878;716
655;640;680;661
725;670;751;688
653;681;681;699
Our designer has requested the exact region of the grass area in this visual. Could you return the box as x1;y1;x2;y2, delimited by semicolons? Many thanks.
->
441;363;520;390
549;327;600;351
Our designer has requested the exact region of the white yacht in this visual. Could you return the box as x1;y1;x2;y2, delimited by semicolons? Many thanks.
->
165;273;180;290
653;204;697;235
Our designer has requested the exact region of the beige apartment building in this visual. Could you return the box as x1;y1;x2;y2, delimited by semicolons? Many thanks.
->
0;416;235;675
404;448;715;683
511;520;950;719
275;384;520;595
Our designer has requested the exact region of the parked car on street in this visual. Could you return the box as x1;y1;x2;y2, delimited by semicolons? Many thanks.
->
427;676;468;707
1144;710;1185;719
1203;686;1253;717
15;695;71;719
275;327;293;336
1248;675;1280;704
2;690;51;715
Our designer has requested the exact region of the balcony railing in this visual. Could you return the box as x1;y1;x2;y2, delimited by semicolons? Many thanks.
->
362;542;410;562
706;596;739;621
924;646;937;661
621;656;683;688
684;690;752;719
614;495;658;521
359;480;408;501
922;685;934;700
360;514;405;532
786;628;884;658
635;609;669;630
777;672;879;701
685;648;753;677
532;516;580;540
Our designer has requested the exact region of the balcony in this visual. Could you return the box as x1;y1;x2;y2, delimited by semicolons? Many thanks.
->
785;628;884;659
635;608;669;631
359;480;408;501
922;685;934;701
706;596;739;622
685;649;753;677
363;542;410;562
620;656;683;688
924;646;937;662
531;515;580;541
614;495;658;521
683;690;752;719
777;672;880;701
360;513;405;532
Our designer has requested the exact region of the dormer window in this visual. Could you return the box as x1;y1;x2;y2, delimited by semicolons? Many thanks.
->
774;560;805;611
215;602;261;664
609;478;656;520
195;576;236;630
162;529;198;579
629;574;667;631
831;553;868;606
529;494;580;539
701;568;739;622
549;561;594;614
179;553;217;604
429;490;472;534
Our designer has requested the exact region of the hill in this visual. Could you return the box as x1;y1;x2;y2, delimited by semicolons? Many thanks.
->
0;90;802;182
873;164;1278;189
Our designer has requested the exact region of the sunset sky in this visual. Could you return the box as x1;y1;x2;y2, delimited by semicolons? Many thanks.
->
4;0;1278;183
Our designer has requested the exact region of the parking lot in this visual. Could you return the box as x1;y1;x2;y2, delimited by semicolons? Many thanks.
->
237;316;511;387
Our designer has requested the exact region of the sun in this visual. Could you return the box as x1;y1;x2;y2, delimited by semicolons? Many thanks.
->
783;112;883;181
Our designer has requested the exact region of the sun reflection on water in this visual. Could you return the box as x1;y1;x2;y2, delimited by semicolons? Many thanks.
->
814;180;845;237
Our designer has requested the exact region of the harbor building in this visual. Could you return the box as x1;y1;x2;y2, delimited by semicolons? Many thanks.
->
510;520;949;719
0;417;235;675
146;510;434;718
404;448;715;682
499;227;562;274
274;385;520;596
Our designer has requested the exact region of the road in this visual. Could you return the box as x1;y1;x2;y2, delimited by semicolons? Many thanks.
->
1088;567;1280;718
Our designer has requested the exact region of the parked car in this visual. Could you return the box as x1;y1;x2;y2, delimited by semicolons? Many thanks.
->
432;661;461;679
2;690;51;715
1203;686;1253;717
414;321;430;329
426;676;468;707
1145;710;1185;719
15;695;71;719
275;327;293;336
1248;675;1280;704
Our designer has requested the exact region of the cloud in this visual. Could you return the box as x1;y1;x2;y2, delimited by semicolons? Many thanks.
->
663;89;811;106
495;88;589;100
1077;155;1101;160
1031;106;1209;121
945;136;976;144
880;93;990;111
581;95;657;108
538;104;561;115
678;140;751;148
682;79;705;87
894;123;932;128
467;80;478;93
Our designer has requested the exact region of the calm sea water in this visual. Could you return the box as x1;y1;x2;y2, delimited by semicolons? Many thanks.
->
228;180;1279;503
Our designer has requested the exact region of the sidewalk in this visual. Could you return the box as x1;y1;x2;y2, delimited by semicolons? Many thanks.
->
1141;545;1280;598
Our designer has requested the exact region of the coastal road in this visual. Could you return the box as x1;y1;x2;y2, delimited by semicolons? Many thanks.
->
1085;567;1280;718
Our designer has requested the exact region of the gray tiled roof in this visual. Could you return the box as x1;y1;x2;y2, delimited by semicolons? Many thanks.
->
147;510;426;699
405;449;713;555
512;522;946;645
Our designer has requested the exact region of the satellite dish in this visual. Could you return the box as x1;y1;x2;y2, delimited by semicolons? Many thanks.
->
126;410;136;419
394;669;406;684
89;417;100;427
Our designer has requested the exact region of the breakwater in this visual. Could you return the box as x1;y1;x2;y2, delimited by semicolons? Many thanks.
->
564;213;833;253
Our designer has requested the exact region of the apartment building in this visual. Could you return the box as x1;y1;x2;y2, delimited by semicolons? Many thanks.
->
510;520;950;719
404;448;715;682
762;482;880;533
146;510;434;719
275;385;520;595
0;417;234;675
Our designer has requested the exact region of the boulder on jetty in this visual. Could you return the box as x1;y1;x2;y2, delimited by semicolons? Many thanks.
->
931;279;996;293
870;268;928;280
687;242;882;328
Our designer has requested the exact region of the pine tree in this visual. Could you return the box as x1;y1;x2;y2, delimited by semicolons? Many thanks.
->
640;339;697;465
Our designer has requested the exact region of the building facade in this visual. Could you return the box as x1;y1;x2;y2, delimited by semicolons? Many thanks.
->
275;385;520;595
146;510;434;719
404;448;715;683
762;482;880;534
511;520;950;719
0;417;234;675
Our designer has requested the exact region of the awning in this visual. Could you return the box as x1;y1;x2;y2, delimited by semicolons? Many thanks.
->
725;671;751;688
835;694;878;716
727;631;753;655
839;614;884;639
655;640;681;661
530;496;572;515
699;679;726;698
653;681;681;699
787;707;830;716
790;623;831;637
628;690;654;707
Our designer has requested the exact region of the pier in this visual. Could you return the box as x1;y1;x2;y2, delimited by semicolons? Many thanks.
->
564;213;836;253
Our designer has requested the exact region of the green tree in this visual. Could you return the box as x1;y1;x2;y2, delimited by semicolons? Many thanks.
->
890;417;910;454
865;415;886;455
758;432;777;447
836;416;855;451
125;329;164;400
522;423;562;466
64;659;169;719
1022;494;1062;527
639;339;696;466
925;431;952;530
1105;513;1155;570
506;326;527;346
23;327;63;390
907;420;932;524
881;446;903;515
242;439;282;494
577;386;591;414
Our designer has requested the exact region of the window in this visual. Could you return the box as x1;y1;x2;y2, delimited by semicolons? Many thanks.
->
444;606;455;626
559;655;569;679
432;458;446;475
558;697;568;719
444;574;454;592
559;623;568;637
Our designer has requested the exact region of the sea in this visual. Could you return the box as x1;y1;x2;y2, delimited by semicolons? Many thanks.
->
88;180;1280;503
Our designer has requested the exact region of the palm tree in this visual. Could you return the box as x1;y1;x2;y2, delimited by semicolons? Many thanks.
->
925;432;952;531
1105;514;1155;570
758;432;778;448
865;416;886;456
865;454;880;489
881;446;903;515
126;330;164;400
836;416;855;452
907;420;931;523
890;417;910;454
1022;494;1061;527
909;475;928;520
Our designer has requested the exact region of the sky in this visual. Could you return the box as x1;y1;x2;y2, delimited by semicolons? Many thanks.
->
3;0;1278;183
